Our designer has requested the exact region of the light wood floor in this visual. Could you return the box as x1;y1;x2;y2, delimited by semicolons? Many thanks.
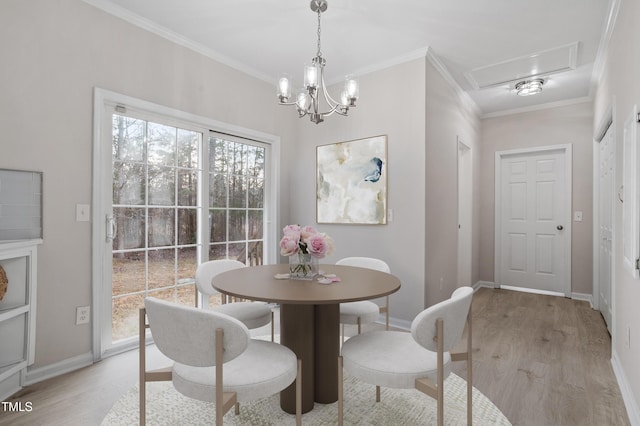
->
0;288;630;425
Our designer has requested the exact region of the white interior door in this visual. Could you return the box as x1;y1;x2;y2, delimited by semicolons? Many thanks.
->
458;140;472;287
598;125;614;331
496;146;571;296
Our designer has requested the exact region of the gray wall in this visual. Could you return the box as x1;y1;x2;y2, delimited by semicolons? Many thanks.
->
479;102;594;295
0;0;295;368
593;0;640;416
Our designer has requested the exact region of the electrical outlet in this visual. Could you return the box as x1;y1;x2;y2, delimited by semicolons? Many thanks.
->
627;325;631;349
76;306;90;325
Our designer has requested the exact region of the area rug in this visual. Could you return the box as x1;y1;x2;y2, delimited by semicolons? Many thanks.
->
102;373;510;425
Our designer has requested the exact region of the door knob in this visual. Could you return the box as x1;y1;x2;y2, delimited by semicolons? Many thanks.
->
557;225;564;231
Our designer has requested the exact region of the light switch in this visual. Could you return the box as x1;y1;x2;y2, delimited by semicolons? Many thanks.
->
574;211;583;222
76;204;90;222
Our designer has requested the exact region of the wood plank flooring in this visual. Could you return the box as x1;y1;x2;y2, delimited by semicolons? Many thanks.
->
0;287;630;425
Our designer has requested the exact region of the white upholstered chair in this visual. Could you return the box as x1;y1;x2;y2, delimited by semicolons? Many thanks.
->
336;257;391;340
140;297;301;426
338;286;473;426
195;259;274;341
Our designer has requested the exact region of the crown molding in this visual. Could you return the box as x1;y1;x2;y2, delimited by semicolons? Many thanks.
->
82;0;273;84
481;96;592;119
590;0;621;95
425;48;482;117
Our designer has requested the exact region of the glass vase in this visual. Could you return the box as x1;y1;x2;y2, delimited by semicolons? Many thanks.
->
289;252;319;280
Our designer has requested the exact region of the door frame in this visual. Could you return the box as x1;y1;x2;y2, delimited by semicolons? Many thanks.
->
494;144;573;297
592;103;616;335
91;88;281;360
457;138;472;287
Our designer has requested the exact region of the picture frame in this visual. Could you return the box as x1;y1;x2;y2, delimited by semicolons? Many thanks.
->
316;135;388;224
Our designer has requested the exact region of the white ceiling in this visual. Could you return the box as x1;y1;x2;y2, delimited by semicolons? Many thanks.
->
85;0;615;117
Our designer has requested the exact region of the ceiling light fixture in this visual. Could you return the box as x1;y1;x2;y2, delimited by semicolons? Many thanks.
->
276;0;359;124
515;79;544;96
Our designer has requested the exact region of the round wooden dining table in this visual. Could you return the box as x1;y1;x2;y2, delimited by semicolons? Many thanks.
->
211;263;401;414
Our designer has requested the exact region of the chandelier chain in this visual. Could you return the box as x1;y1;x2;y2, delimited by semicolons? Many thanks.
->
316;7;322;58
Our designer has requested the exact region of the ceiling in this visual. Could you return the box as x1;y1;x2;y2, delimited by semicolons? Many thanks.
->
84;0;615;117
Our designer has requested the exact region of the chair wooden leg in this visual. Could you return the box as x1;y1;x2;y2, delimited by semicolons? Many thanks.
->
376;385;380;402
296;359;302;426
338;356;343;426
467;309;473;426
436;318;444;426
235;402;240;415
357;317;362;334
385;296;390;330
139;308;146;426
216;328;224;426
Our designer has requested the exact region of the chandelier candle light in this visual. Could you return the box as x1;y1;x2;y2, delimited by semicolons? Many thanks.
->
277;0;359;124
280;225;334;279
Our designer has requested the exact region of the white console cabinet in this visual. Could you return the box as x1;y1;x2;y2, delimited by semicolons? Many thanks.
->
0;239;41;401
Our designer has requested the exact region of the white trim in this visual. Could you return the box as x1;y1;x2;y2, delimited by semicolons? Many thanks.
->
23;352;94;386
82;0;272;84
612;350;640;426
494;144;573;297
500;285;565;298
590;0;621;92
425;48;482;117
571;292;593;307
92;87;280;360
381;316;412;331
482;97;592;119
473;280;496;290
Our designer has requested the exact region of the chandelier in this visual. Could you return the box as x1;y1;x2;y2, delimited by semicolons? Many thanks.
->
277;0;359;124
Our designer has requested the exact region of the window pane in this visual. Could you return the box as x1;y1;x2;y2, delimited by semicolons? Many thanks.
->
177;284;196;307
149;208;175;247
148;122;176;166
248;177;264;208
248;210;263;239
210;138;229;174
113;162;145;205
247;145;265;178
148;248;175;290
112;293;145;342
209;244;227;260
210;209;227;242
112;251;145;296
148;166;175;206
247;241;263;266
232;143;247;175
113;207;145;251
177;169;198;206
177;209;197;245
112;115;144;162
229;210;246;241
229;175;246;208
210;173;228;208
148;287;176;302
228;242;246;263
177;129;199;168
177;247;197;285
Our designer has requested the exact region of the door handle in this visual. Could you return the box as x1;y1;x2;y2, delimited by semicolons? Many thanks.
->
557;225;564;231
106;215;117;242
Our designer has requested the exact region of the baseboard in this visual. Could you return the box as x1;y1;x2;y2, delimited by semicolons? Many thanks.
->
473;281;495;290
612;350;640;426
24;351;94;386
571;292;593;307
378;315;411;331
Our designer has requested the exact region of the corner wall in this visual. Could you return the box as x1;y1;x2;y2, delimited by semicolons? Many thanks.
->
593;0;640;421
291;59;428;323
0;0;294;369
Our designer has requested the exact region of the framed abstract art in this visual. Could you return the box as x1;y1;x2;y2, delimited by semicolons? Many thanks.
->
316;135;387;224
